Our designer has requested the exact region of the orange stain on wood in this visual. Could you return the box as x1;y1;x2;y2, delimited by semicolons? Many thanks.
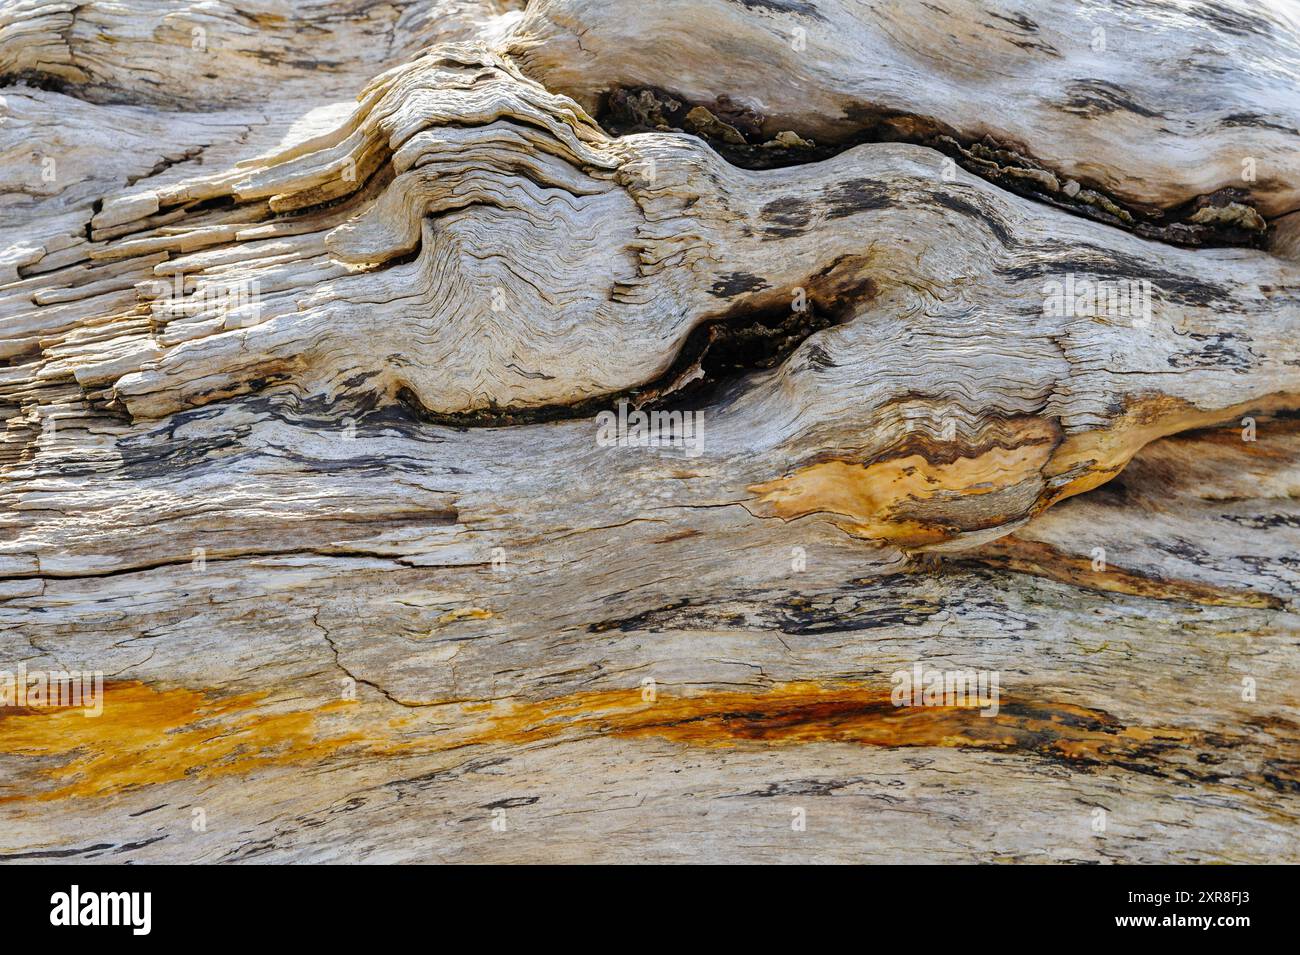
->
0;682;363;803
1;678;1290;802
747;417;1057;545
1042;392;1300;508
464;682;1196;765
746;393;1300;546
436;607;494;624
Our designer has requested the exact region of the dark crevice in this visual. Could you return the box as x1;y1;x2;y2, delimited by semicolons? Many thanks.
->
397;288;862;429
599;86;1270;250
0;71;215;112
260;161;396;226
84;197;102;242
0;71;76;95
124;146;206;187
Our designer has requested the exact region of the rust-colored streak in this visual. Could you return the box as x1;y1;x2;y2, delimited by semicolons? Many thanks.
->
0;682;362;802
455;684;1298;795
968;536;1285;609
1;679;1292;802
482;683;1197;765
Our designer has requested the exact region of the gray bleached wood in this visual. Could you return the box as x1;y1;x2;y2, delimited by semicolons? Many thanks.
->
0;0;1297;864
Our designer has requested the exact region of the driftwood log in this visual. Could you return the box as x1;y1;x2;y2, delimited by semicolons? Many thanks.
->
1;0;1297;863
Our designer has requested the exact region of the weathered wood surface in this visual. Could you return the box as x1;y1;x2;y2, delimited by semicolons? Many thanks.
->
0;0;1297;863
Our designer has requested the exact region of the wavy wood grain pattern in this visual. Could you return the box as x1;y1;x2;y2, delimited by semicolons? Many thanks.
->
0;0;1297;863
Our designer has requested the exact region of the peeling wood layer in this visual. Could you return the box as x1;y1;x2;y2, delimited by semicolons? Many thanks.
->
602;85;1270;247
